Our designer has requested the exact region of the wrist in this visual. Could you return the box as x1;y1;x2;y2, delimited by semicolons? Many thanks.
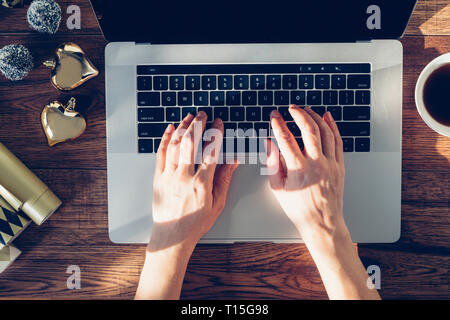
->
298;217;353;257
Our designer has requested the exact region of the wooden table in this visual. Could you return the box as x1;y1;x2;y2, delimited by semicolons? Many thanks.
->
0;0;448;299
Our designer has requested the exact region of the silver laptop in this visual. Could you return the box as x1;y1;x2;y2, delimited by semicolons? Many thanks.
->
92;0;417;243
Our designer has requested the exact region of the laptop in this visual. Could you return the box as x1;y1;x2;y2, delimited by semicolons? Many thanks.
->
91;0;417;243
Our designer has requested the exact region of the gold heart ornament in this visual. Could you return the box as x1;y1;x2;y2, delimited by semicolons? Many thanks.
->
41;97;86;147
43;42;99;91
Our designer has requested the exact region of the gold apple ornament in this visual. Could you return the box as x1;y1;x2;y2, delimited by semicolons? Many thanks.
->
43;43;99;91
41;97;86;147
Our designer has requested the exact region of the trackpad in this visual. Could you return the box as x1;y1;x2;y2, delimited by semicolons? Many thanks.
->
202;164;300;241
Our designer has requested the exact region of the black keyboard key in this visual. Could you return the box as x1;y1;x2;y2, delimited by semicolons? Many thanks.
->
166;107;181;122
162;92;176;106
347;75;371;89
138;108;164;122
339;91;354;105
234;75;249;89
242;91;257;105
138;92;160;106
246;107;261;121
287;122;301;137
178;92;193;106
154;139;161;152
230;107;245;121
258;91;273;105
226;91;241;105
214;107;229;121
138;139;154;153
307;91;322;105
311;106;326;117
194;91;209;106
315;75;330;89
250;75;265;89
210;91;225;106
331;75;346;89
182;107;197;118
138;123;168;137
275;91;290;106
337;122;370;136
218;75;233;90
278;106;293;121
342;138;354;152
267;75;281;89
254;122;269;136
282;75;297;89
186;76;200;90
355;90;371;105
296;138;304;151
137;76;152;90
170;76;184;90
198;107;213;121
262;107;277;121
202;76;216;90
237;123;254;136
224;122;237;136
153;76;168;90
291;91;306;105
355;138;370;152
343;107;371;120
323;91;338;105
299;75;314;89
327;106;342;121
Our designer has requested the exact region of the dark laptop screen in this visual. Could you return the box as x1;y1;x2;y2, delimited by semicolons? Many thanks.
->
91;0;417;43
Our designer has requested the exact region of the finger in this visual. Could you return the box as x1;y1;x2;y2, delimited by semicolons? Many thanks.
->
265;139;285;190
166;113;194;171
270;110;304;169
179;111;207;175
196;118;224;187
324;111;344;164
289;105;322;159
155;123;175;174
212;161;240;214
304;107;335;159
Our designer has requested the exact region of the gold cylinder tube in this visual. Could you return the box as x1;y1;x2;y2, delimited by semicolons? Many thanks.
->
0;142;62;225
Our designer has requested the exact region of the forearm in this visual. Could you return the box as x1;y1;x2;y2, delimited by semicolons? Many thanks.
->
135;244;193;300
302;222;381;300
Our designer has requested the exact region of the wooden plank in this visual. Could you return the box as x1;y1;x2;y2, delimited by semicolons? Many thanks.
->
405;0;450;36
0;0;448;36
0;35;449;171
0;168;446;299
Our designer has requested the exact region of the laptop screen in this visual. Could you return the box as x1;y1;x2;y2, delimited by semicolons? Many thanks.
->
91;0;417;43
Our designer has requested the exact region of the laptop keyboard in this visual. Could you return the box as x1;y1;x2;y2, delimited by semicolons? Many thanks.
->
136;63;371;153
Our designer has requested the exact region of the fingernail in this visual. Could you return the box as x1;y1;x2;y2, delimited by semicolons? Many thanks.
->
197;111;206;119
327;111;334;121
271;110;281;118
165;123;174;132
305;106;312;111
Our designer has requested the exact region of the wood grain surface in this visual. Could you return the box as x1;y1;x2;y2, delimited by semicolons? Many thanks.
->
0;0;448;299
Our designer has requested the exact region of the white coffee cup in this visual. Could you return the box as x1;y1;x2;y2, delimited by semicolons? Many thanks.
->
415;52;450;137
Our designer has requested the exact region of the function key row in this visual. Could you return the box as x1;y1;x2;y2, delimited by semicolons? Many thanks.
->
137;90;371;107
138;106;370;123
137;64;371;75
137;74;370;91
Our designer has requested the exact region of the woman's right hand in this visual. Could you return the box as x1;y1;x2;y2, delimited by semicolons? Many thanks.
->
266;105;348;243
